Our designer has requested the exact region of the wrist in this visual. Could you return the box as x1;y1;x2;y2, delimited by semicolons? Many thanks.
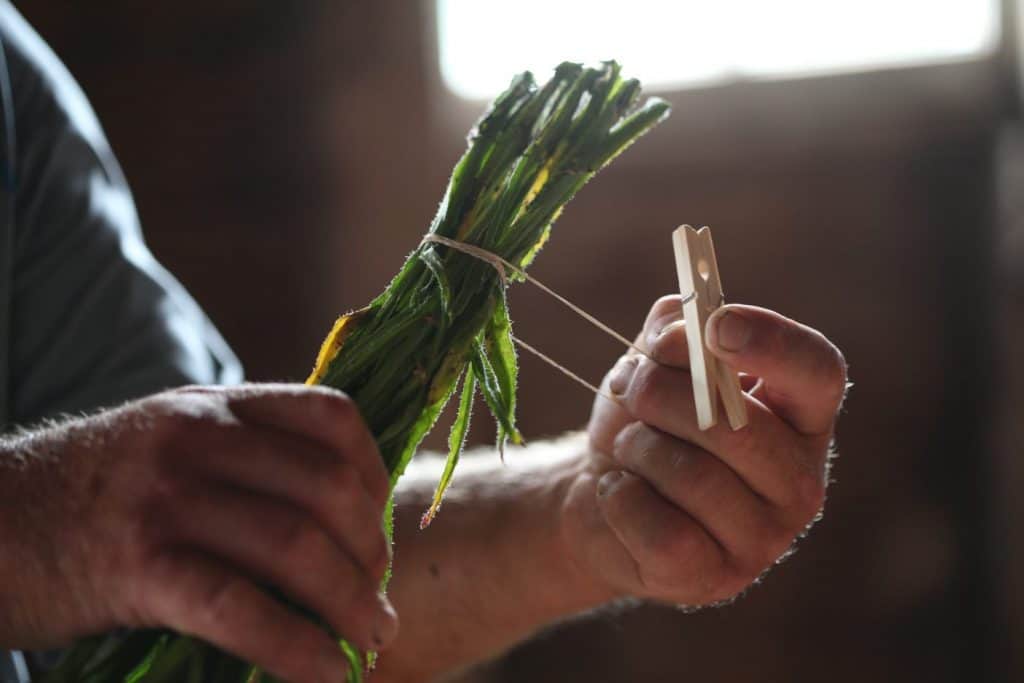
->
0;434;71;647
447;431;621;617
378;432;618;680
546;436;623;610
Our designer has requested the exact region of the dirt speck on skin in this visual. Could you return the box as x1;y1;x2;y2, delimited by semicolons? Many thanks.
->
429;562;440;579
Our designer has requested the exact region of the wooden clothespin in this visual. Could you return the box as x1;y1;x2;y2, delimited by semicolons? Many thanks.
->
671;225;748;431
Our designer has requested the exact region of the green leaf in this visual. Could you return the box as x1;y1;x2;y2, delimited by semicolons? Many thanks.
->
339;642;364;683
418;245;452;324
597;97;671;169
482;293;522;449
422;365;476;528
471;337;520;458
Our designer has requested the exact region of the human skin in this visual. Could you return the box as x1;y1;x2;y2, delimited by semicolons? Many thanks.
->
0;384;397;682
0;298;845;683
375;298;845;681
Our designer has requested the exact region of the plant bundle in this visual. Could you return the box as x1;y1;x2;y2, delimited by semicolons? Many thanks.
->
45;60;669;683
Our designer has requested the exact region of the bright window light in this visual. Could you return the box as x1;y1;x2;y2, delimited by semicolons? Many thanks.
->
437;0;1000;100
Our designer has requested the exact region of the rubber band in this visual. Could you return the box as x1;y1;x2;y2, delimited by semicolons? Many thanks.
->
422;234;651;359
419;233;644;405
511;335;623;406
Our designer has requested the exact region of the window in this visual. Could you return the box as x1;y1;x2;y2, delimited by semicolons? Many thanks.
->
436;0;1000;100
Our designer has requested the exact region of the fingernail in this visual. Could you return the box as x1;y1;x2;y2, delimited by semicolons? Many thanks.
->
657;319;686;339
597;470;626;497
649;319;689;361
372;593;399;648
608;356;638;395
709;310;751;353
319;642;349;683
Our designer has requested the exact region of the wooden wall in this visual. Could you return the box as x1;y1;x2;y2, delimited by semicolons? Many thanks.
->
16;2;1013;681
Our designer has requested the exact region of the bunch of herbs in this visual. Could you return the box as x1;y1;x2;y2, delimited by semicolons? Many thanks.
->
45;60;668;683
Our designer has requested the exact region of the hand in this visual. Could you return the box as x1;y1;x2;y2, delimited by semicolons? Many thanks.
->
0;383;395;683
565;297;846;607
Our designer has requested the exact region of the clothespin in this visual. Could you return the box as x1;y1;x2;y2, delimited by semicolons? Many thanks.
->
671;225;749;431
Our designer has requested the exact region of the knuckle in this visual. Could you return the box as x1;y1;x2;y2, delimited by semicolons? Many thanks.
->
280;524;345;594
623;426;709;491
648;323;687;364
626;361;667;421
765;319;794;358
310;388;358;426
717;417;760;457
649;525;702;569
747;518;797;574
197;575;244;629
786;327;848;407
791;461;827;519
705;565;752;604
644;533;727;599
127;552;181;624
647;295;683;328
817;342;849;405
121;514;168;575
127;475;195;570
611;421;649;464
149;458;190;499
673;446;713;489
136;550;178;590
699;572;734;605
273;513;325;559
598;471;642;519
326;577;379;634
137;471;188;537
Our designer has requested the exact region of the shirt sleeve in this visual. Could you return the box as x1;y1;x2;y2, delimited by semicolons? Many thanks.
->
0;3;242;427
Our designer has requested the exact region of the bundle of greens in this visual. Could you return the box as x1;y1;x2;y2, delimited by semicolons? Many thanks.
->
44;60;669;683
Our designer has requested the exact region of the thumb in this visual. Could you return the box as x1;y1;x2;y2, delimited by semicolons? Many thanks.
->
705;305;848;437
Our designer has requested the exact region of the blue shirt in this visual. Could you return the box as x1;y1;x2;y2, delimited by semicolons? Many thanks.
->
0;3;243;679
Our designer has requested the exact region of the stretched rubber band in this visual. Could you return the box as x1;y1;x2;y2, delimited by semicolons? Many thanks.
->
511;335;623;406
420;233;640;405
422;234;650;358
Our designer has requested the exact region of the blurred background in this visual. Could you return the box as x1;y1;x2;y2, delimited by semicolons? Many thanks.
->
16;1;1024;681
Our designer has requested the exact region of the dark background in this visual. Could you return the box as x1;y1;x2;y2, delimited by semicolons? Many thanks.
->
16;2;1024;681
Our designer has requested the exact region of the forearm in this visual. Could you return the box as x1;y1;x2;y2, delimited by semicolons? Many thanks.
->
374;432;615;682
0;426;84;649
0;442;44;647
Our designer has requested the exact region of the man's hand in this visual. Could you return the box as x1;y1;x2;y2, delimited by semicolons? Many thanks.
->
567;297;847;606
371;300;844;682
0;384;395;683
